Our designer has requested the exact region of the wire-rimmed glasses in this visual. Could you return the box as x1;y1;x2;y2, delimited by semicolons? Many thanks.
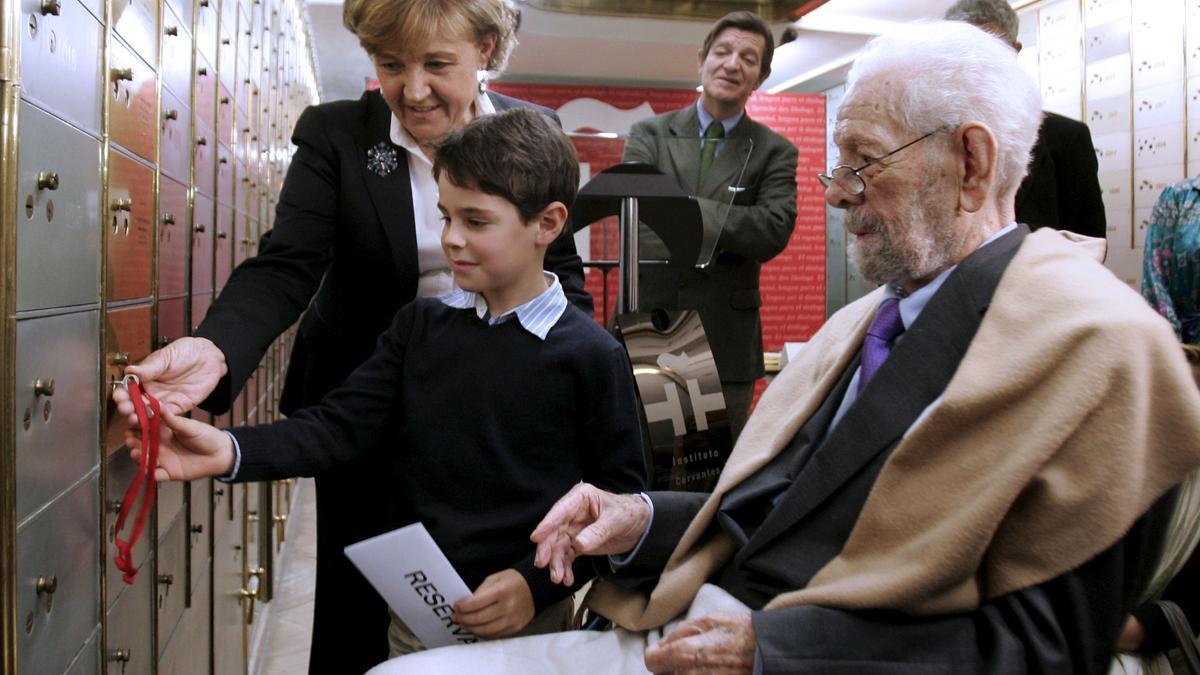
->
817;127;949;196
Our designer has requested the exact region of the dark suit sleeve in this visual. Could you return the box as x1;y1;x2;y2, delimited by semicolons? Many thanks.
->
228;303;415;481
623;122;658;166
194;104;339;413
547;232;592;314
1054;120;1106;239
751;493;1171;675
703;136;798;263
603;490;710;588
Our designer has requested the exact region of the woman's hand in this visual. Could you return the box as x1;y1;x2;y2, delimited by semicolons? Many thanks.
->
111;337;229;422
126;409;236;481
452;569;536;638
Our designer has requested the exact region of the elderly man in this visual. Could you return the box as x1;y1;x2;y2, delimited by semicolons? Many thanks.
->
370;22;1200;675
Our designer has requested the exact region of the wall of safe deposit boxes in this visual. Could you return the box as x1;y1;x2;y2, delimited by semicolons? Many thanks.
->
0;0;320;670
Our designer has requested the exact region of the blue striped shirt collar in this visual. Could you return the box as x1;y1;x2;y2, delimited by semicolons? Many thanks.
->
440;272;568;340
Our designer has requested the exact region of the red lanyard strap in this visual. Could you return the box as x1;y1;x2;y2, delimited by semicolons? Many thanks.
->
113;376;161;585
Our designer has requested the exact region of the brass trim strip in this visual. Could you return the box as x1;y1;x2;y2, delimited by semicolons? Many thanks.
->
0;81;20;675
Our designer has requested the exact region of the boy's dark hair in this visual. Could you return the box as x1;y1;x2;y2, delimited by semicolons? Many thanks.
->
701;11;775;80
433;108;579;222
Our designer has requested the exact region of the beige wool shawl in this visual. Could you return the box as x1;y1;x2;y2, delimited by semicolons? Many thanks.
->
590;229;1200;630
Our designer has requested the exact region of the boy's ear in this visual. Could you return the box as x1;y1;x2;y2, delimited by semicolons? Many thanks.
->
534;201;568;246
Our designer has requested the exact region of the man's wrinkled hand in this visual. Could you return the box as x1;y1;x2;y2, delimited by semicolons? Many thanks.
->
530;483;650;586
112;337;228;421
644;611;756;675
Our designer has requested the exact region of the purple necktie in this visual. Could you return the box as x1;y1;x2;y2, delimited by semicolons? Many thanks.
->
858;297;905;394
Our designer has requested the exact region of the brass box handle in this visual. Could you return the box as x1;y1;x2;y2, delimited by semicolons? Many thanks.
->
36;171;59;190
35;575;57;595
111;197;132;212
39;0;60;15
111;67;133;82
33;378;55;397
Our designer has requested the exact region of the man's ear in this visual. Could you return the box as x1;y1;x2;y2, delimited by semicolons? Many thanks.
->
957;123;997;213
534;201;568;246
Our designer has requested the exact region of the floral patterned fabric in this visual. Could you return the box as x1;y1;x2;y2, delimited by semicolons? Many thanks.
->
1143;179;1200;344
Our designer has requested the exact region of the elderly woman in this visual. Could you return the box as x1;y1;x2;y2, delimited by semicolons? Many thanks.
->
115;0;588;671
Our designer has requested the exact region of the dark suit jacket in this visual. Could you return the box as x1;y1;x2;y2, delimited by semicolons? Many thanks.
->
623;104;798;383
1016;111;1106;238
195;90;590;415
616;226;1168;673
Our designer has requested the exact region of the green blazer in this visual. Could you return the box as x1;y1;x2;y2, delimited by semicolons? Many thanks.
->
624;103;798;382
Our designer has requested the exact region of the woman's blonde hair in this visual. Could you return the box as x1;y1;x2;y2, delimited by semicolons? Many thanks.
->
343;0;518;75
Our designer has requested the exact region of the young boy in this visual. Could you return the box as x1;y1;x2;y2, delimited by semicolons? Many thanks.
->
120;108;646;653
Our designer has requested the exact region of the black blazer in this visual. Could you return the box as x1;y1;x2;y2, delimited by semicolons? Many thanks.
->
1016;111;1107;238
195;91;590;413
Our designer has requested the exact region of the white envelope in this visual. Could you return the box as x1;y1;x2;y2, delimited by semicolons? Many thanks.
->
344;523;478;649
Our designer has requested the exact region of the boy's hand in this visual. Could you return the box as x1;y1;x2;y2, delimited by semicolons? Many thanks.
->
452;569;535;638
126;409;236;481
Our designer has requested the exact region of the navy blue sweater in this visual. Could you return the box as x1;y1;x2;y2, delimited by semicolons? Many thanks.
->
231;298;647;609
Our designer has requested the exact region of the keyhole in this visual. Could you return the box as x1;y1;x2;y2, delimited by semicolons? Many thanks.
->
28;13;37;38
23;408;31;430
47;30;55;53
25;195;34;219
45;199;53;222
25;612;33;635
123;216;130;235
43;400;51;421
111;215;118;235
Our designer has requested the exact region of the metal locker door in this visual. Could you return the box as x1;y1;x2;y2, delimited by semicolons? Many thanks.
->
110;0;158;70
105;151;154;302
156;513;188;655
105;549;155;675
14;309;100;523
158;178;190;299
189;478;213;603
192;192;215;296
15;101;102;313
15;474;100;675
160;5;192;102
19;0;103;135
160;87;193;185
107;38;157;164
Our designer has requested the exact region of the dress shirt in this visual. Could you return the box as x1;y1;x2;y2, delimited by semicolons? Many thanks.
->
695;99;744;145
389;91;497;299
439;271;568;340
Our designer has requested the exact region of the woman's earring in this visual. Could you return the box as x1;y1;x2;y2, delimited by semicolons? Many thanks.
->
477;69;489;94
